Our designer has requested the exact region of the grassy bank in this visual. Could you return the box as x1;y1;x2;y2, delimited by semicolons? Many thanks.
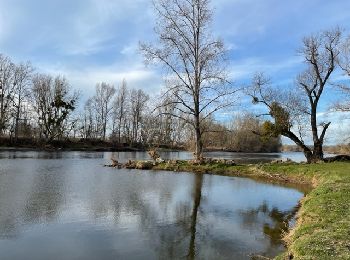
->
150;161;350;259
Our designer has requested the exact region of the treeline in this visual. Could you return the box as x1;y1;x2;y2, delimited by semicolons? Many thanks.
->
0;54;78;143
202;114;281;152
79;79;189;146
0;53;279;152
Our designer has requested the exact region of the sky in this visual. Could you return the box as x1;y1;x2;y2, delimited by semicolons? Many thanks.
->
0;0;350;144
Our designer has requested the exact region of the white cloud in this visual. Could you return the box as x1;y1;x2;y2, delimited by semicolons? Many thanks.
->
36;60;163;102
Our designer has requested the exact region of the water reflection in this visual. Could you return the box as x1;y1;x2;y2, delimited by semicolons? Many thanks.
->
0;153;305;259
188;174;203;259
145;174;204;259
239;202;298;257
24;166;65;223
0;149;322;163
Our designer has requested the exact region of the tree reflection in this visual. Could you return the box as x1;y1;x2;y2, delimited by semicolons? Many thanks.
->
187;173;203;259
0;161;301;259
0;164;66;238
23;168;65;223
240;202;298;248
144;173;204;259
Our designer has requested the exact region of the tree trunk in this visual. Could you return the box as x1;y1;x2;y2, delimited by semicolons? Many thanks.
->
14;114;19;142
311;142;324;162
194;115;203;161
283;130;316;163
303;150;313;164
187;173;203;259
118;117;122;143
14;100;21;142
300;144;324;163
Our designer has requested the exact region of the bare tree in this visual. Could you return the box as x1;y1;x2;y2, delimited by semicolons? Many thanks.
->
130;89;149;143
92;82;116;140
112;79;128;143
81;98;96;139
222;113;281;152
251;28;341;163
140;0;235;160
0;54;16;135
32;74;78;141
12;62;33;141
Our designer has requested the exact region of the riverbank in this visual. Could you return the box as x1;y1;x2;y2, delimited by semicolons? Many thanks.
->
117;160;350;260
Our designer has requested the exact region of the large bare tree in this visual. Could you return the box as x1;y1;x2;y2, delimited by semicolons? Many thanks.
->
251;28;341;163
141;0;235;160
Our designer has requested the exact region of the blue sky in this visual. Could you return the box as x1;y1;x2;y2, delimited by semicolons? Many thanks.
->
1;0;350;144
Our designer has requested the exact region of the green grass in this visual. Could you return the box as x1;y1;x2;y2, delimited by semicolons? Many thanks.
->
152;161;350;260
268;163;350;260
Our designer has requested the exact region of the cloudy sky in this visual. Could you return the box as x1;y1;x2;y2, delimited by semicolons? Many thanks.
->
1;0;350;143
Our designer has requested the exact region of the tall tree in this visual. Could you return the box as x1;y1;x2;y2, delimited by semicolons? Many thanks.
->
81;98;95;139
0;54;16;135
251;28;341;163
130;89;149;143
141;0;235;160
92;83;116;140
12;62;33;141
32;74;78;141
112;79;128;142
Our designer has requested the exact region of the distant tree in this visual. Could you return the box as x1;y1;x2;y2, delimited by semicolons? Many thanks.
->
112;79;128;142
201;118;229;149
32;74;78;141
80;98;95;139
0;54;16;135
141;0;236;161
130;89;149;143
229;114;281;152
251;28;342;163
92;83;116;140
154;94;178;145
12;62;33;141
200;114;281;152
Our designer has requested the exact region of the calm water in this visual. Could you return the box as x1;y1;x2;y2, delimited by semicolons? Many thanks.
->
0;149;329;163
0;151;305;260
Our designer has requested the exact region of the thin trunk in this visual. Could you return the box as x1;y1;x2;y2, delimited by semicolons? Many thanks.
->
187;173;203;260
118;117;122;143
15;108;20;141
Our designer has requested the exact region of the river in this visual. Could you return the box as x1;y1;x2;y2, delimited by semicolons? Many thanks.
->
0;151;306;259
